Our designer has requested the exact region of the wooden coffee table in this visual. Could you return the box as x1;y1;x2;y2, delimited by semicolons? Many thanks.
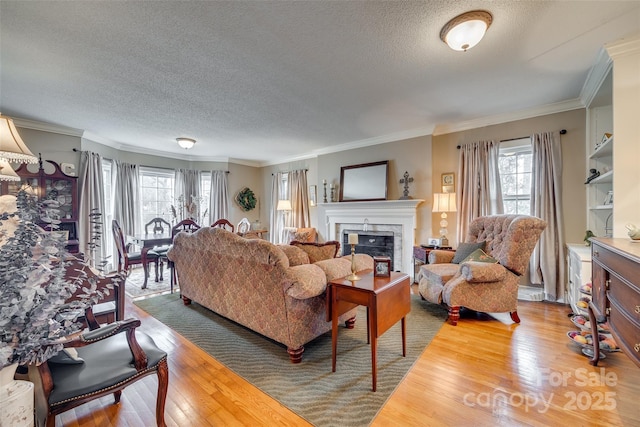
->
328;269;411;391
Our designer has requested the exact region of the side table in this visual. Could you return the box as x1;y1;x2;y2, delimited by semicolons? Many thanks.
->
329;270;411;391
412;246;453;283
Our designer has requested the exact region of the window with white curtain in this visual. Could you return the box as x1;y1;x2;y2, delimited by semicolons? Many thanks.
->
499;138;532;215
101;159;114;271
201;172;212;224
140;167;175;225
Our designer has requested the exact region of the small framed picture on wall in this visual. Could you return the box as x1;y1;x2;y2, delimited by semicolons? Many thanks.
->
441;172;455;193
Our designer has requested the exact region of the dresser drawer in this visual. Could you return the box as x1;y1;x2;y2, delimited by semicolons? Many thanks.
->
609;298;640;366
592;242;640;290
608;273;640;324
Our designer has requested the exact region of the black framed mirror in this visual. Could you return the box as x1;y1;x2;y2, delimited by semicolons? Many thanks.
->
339;160;389;202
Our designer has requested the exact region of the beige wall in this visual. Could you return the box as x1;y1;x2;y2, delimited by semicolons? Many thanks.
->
432;108;587;245
16;108;587;246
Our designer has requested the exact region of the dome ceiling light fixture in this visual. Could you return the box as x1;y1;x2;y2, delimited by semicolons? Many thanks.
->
440;10;493;52
176;137;196;149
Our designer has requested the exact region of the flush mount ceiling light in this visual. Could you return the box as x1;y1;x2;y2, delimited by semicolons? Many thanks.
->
176;137;196;149
440;10;492;52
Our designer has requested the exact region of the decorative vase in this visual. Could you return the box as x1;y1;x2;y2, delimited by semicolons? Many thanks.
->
0;363;34;427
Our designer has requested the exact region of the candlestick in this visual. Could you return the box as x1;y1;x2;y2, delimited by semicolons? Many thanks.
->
346;242;360;281
323;181;328;203
348;233;358;245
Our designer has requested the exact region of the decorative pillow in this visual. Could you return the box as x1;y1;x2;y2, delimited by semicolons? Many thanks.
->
278;244;310;266
293;231;311;242
291;241;340;263
461;248;498;264
48;348;84;365
451;241;486;264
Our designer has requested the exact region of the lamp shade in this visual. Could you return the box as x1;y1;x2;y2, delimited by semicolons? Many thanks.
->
440;10;492;52
0;115;38;164
276;199;291;211
176;137;196;149
432;193;457;213
0;159;20;181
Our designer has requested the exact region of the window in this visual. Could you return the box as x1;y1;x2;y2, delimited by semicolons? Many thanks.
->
140;167;175;226
102;160;114;271
499;139;532;215
201;172;211;225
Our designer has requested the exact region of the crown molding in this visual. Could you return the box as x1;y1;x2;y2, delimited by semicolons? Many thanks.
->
579;48;613;108
12;117;83;137
432;98;583;136
605;32;640;59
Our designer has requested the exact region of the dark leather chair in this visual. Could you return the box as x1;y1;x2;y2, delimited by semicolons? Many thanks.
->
112;219;160;281
211;218;234;232
30;311;169;427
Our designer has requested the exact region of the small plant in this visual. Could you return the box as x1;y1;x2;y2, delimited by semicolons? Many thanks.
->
0;189;120;368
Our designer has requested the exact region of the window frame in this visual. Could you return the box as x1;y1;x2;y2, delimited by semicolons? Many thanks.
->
499;138;533;215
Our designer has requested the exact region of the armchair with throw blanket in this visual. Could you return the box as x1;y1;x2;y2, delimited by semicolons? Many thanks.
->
418;215;546;325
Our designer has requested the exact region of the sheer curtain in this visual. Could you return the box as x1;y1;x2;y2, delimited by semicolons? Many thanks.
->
456;140;503;243
289;169;310;228
175;168;202;223
269;172;285;244
530;131;565;301
113;161;140;237
209;170;229;224
77;151;106;267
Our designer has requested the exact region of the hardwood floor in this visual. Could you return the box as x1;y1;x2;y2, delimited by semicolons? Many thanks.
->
54;288;640;426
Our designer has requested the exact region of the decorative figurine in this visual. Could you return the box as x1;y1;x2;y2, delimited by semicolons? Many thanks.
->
399;171;414;200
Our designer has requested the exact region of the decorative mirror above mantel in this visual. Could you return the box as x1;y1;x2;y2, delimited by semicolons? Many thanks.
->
339;160;389;202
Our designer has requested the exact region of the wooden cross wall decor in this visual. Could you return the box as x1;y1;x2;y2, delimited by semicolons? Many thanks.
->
399;171;414;200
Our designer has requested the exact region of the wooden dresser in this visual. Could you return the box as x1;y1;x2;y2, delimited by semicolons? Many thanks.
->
588;238;640;367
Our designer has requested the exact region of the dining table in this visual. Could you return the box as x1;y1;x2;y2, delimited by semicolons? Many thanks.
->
128;231;173;289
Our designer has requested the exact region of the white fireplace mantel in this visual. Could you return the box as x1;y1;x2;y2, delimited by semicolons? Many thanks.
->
321;199;424;275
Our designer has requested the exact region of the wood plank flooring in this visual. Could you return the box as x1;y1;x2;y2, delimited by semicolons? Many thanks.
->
53;287;640;426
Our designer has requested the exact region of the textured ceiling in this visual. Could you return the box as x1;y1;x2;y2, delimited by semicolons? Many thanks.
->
1;1;639;165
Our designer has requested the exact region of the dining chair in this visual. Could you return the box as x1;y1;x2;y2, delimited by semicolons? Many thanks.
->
112;219;161;282
211;218;234;232
145;217;172;280
30;306;169;427
169;219;201;292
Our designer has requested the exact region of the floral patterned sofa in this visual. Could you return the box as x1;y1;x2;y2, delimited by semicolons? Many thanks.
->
418;215;546;325
167;227;373;363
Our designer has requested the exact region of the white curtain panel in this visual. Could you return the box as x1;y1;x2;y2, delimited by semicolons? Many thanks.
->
209;170;229;225
529;131;565;301
113;161;140;237
77;151;106;267
175;168;202;222
289;169;310;229
456;140;503;244
269;172;284;244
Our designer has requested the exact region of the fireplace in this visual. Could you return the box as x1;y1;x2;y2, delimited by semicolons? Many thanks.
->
342;230;394;266
323;199;423;275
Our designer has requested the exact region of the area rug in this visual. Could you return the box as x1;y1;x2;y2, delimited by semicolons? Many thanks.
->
124;267;173;299
135;293;447;426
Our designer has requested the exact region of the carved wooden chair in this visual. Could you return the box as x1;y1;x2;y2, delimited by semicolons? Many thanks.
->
145;217;172;280
211;218;234;232
29;308;169;427
169;219;201;292
112;219;161;281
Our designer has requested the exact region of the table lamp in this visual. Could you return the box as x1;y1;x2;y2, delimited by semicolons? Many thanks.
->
432;193;457;247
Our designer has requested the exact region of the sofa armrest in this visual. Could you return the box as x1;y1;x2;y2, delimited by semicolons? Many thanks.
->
429;250;455;264
460;262;506;283
285;264;328;299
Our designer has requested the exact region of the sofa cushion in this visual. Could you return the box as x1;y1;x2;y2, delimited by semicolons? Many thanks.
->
278;244;310;266
314;257;352;282
291;241;340;263
451;241;486;264
285;264;328;299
